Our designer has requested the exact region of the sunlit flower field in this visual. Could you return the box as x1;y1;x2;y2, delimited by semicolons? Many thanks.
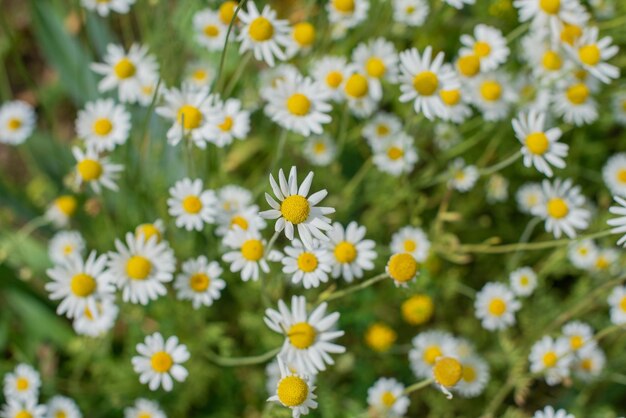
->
1;0;626;417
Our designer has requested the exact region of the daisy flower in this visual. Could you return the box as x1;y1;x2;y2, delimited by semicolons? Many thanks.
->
91;43;159;104
285;22;316;58
107;232;176;305
573;345;605;381
398;46;460;120
439;79;472;124
509;266;537;297
184;62;215;89
281;239;332;289
167;178;217;231
193;9;228;51
264;72;332;136
401;294;434;325
222;227;270;282
474;282;521;331
0;100;36;145
448;158;479;193
45;195;78;228
237;2;290;67
567;26;619;84
454;355;490;398
531;178;590;239
432;356;464;398
0;399;46;418
352;37;398;101
72;298;119;337
516;182;544;214
373;133;418;176
45;251;115;319
135;74;161;107
390;226;431;263
75;98;131;152
45;396;82;418
264;296;346;375
124;399;166;418
608;285;626;325
567;239;598;268
267;356;318;418
552;79;598;126
48;230;85;265
326;221;377;282
521;29;566;80
303;136;336;166
560;321;596;354
132;332;190;392
469;72;517;121
367;377;410;417
386;253;420;287
529;336;572;385
602;153;626;197
326;0;369;29
408;330;457;378
217;185;253;214
135;219;165;243
513;0;588;39
207;97;250;147
342;68;378;117
532;406;574;418
3;364;40;401
364;323;397;353
217;1;238;26
455;52;481;80
81;0;135;16
216;204;266;236
590;247;618;275
444;0;475;9
392;0;429;27
310;56;348;101
261;167;334;248
460;24;509;72
72;146;123;193
512;109;567;177
174;256;226;309
362;112;402;150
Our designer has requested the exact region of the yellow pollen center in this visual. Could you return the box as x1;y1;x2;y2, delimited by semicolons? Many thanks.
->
55;411;67;418
480;80;502;101
561;24;582;45
579;44;601;66
297;252;318;272
620;296;626;312
293;22;315;46
326;71;343;88
543;351;557;368
313;142;326;154
113;58;136;79
488;298;506;316
539;0;560;14
520;275;529;286
570;335;584;350
93;118;113;136
542;50;563;70
230;215;249;230
595;256;609;270
344;74;369;98
248;17;274;42
406;5;416;13
403;239;417;252
365;57;386;78
566;83;589;105
413;71;439;96
433;357;463;387
7;118;22;131
581;358;593;371
457;54;480;77
381;391;396;407
525;132;549;155
462;365;477;382
219;1;237;24
63;245;74;255
189;272;210;292
473;41;491;57
126;255;152;280
136;224;161;242
365;323;396;352
547;197;569;219
192;69;207;81
440;89;461;106
219;116;233;132
15;411;33;418
333;0;355;12
70;273;97;297
151;351;173;373
203;24;219;37
334;241;357;263
423;346;442;365
402;295;434;325
241;239;264;261
617;169;626;183
55;195;77;216
387;253;418;283
280;195;310;224
387;146;404;160
177;105;203;130
277;376;309;407
288;322;317;349
182;195;202;214
286;93;311;116
376;124;390;136
77;159;103;181
15;377;29;391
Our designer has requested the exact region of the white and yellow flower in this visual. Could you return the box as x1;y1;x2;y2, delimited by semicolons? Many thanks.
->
76;98;131;152
281;239;332;289
124;398;166;418
45;195;78;228
326;0;369;29
72;298;119;337
0;399;46;418
326;221;377;283
602;153;626;197
366;377;410;417
567;239;598;268
311;56;348;101
454;355;490;398
608;285;626;324
552;79;598;126
3;364;40;402
516;182;544;214
448;158;479;193
469;72;516;121
408;330;457;378
532;406;574;418
392;0;429;27
167;178;217;231
529;336;572;386
567;26;619;84
0;100;36;145
560;321;596;354
48;230;85;265
460;24;509;72
474;282;521;331
216;205;265;236
573;345;605;381
373;133;418;177
131;332;190;392
352;37;398;101
362;112;402;150
72;146;123;193
217;185;253;214
267;356;318;418
45;396;81;418
303;136;336;166
509;266;537;297
390;226;431;263
513;0;588;40
174;256;226;309
207;97;250;147
222;227;270;281
237;2;290;67
531;178;590;239
193;8;228;51
81;0;135;16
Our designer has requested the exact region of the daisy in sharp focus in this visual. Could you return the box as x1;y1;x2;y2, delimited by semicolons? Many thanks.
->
264;296;346;375
392;0;429;27
48;230;85;265
46;396;82;418
0;399;46;418
326;221;377;283
222;227;269;281
352;38;398;101
237;2;290;67
45;251;115;319
398;46;460;120
206;97;250;147
448;158;479;193
567;26;619;84
390;226;431;263
367;377;410;417
303;136;336;166
460;24;509;72
0;100;36;145
75;98;131;152
45;195;78;228
72;146;123;193
193;8;228;51
408;330;457;379
552;79;598;126
310;56;349;101
602;153;626;197
608;196;626;247
124;398;166;418
132;332;190;392
532;406;574;418
474;282;521;331
167;178;217;231
82;0;135;16
72;298;119;337
529;336;572;386
261;167;334;249
3;364;40;402
509;266;537;297
531;178;590;239
608;285;626;325
107;232;176;305
174;256;226;309
326;0;369;29
268;356;318;418
512;109;567;177
281;239;332;289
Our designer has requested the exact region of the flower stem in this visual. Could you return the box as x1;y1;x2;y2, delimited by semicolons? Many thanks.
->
318;272;389;303
205;346;281;367
403;378;433;395
478;151;521;177
213;0;249;93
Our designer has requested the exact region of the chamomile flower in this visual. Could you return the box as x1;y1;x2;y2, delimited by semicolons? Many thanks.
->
513;110;567;177
72;298;119;337
474;282;521;331
590;247;618;275
72;146;123;193
573;345;605;381
45;251;115;319
45;195;78;228
136;75;161;107
0;399;46;418
174;256;226;309
217;185;253;214
49;230;85;265
561;321;596;353
608;285;626;324
432;356;463;398
124;399;166;418
568;239;598;268
513;0;589;39
448;158;479;193
107;232;176;305
264;296;346;375
460;24;509;72
342;68;378;117
0;100;36;145
398;46;459;120
45;396;82;418
135;219;165;243
470;72;516;121
362;112;402;150
392;0;429;27
3;364;40;401
281;239;332;289
529;336;572;385
303;136;336;166
531;178;590;239
444;0;475;9
364;323;397;353
267;356;318;418
402;294;434;325
373;133;418;176
602;153;626;197
439;79;472;124
264;72;332;136
326;0;369;29
132;332;190;392
367;378;410;417
326;221;377;282
567;26;619;84
222;227;270;281
532;406;574;418
82;0;135;16
455;52;481;80
75;98;131;152
352;38;398;101
390;226;431;263
285;22;316;58
207;97;250;147
185;62;215;89
552;79;598;126
156;84;217;148
521;30;566;80
167;178;217;231
516;182;544;214
454;355;490;398
310;56;349;101
237;2;290;67
216;205;266;236
408;330;457;378
509;266;538;297
91;43;159;104
387;253;420;287
193;9;228;51
261;167;334;249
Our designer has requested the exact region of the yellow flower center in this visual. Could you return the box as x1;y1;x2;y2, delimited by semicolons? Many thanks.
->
126;255;152;280
543;351;557;368
344;74;369;98
333;0;355;12
525;132;549;155
15;377;29;391
365;323;397;353
297;252;318;273
433;357;463;387
520;275;529;286
230;215;249;230
412;71;439;96
151;351;173;373
218;1;237;25
560;24;582;45
480;80;502;101
595;255;609;270
189;272;210;292
547;197;569;219
277;375;309;407
55;195;77;216
177;104;203;130
203;24;220;38
578;44;601;66
313;141;326;154
542;50;562;71
288;322;317;349
423;346;442;365
280;195;310;224
325;71;343;88
570;335;584;350
403;239;417;252
488;298;506;316
440;89;461;106
617;169;626;183
620;296;626;312
387;253;418;283
402;294;434;325
473;41;491;58
182;195;203;214
241;239;264;261
93;118;113;136
63;245;74;255
192;69;207;81
457;54;480;77
55;411;67;418
113;58;136;79
462;365;477;382
15;411;33;418
365;57;386;78
135;223;161;242
334;241;357;263
286;93;311;116
248;17;274;42
381;391;396;407
219;116;233;132
77;159;103;181
7;117;22;131
70;273;97;297
539;0;560;14
376;124;390;136
580;358;593;371
387;146;404;161
293;22;315;47
566;83;589;105
406;5;416;13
